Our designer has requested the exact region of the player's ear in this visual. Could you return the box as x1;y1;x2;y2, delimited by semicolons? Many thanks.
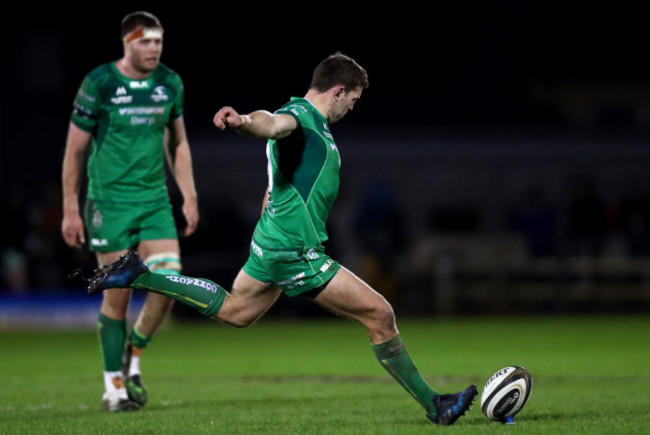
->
333;84;346;100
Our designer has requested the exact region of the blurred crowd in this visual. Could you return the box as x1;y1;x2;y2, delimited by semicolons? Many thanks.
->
3;172;650;302
0;178;252;294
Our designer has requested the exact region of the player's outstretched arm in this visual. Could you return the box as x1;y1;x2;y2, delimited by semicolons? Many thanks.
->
213;106;297;140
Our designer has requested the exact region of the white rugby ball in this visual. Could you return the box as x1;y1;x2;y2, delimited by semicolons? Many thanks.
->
481;366;532;421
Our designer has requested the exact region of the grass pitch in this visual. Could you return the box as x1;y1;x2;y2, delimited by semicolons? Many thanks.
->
1;315;648;433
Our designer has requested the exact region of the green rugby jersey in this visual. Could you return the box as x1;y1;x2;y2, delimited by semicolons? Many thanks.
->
253;97;341;249
70;61;184;201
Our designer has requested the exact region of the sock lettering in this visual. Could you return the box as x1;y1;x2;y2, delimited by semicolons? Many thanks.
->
165;275;218;293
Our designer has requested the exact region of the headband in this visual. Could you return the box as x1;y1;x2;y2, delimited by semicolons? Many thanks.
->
123;27;164;44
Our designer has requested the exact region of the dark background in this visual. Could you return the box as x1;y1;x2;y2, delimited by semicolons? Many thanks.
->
3;3;650;317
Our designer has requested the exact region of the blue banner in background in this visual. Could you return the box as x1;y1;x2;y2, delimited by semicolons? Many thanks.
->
0;292;145;329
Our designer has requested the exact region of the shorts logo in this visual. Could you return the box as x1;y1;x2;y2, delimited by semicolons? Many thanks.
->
279;272;306;290
278;272;305;286
251;241;263;258
320;259;333;273
92;210;103;228
286;281;305;290
305;249;319;260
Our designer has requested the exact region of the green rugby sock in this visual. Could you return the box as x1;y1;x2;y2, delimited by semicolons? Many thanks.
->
132;272;227;318
128;326;152;349
372;335;440;413
98;313;126;372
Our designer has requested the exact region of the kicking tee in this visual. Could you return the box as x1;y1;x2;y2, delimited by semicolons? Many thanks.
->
70;61;184;201
253;97;341;250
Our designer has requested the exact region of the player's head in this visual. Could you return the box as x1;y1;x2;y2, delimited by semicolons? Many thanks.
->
310;52;369;93
310;53;369;123
121;11;164;74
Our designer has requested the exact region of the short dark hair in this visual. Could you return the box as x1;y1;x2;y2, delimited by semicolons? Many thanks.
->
121;11;163;38
309;52;369;93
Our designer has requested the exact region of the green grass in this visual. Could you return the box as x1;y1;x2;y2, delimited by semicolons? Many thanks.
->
1;315;649;433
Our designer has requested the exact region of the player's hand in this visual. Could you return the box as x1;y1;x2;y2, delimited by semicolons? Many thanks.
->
181;197;199;237
213;106;243;130
61;213;86;248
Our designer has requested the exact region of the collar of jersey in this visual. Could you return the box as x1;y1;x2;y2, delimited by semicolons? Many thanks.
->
291;97;328;125
110;61;156;86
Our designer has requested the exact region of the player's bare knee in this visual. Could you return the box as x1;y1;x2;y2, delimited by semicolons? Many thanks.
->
372;301;397;335
376;299;395;322
102;291;131;315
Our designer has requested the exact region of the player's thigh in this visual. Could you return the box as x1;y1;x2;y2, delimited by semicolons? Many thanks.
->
136;198;181;273
84;200;138;252
138;239;180;259
217;269;282;323
138;199;178;245
231;268;281;306
314;266;393;321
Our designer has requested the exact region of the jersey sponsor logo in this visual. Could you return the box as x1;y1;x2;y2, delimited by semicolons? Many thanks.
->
251;241;263;258
77;89;96;103
282;105;307;118
305;249;320;260
131;117;156;125
164;275;219;293
323;123;333;140
90;238;108;247
129;80;149;89
111;96;133;104
119;107;164;125
283;104;307;114
329;142;341;166
111;86;132;104
118;107;165;115
72;102;93;117
150;86;168;102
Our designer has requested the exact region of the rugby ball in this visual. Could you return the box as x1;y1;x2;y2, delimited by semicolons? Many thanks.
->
480;366;532;421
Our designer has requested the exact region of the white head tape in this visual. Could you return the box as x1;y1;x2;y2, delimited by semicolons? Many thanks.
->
123;27;164;44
